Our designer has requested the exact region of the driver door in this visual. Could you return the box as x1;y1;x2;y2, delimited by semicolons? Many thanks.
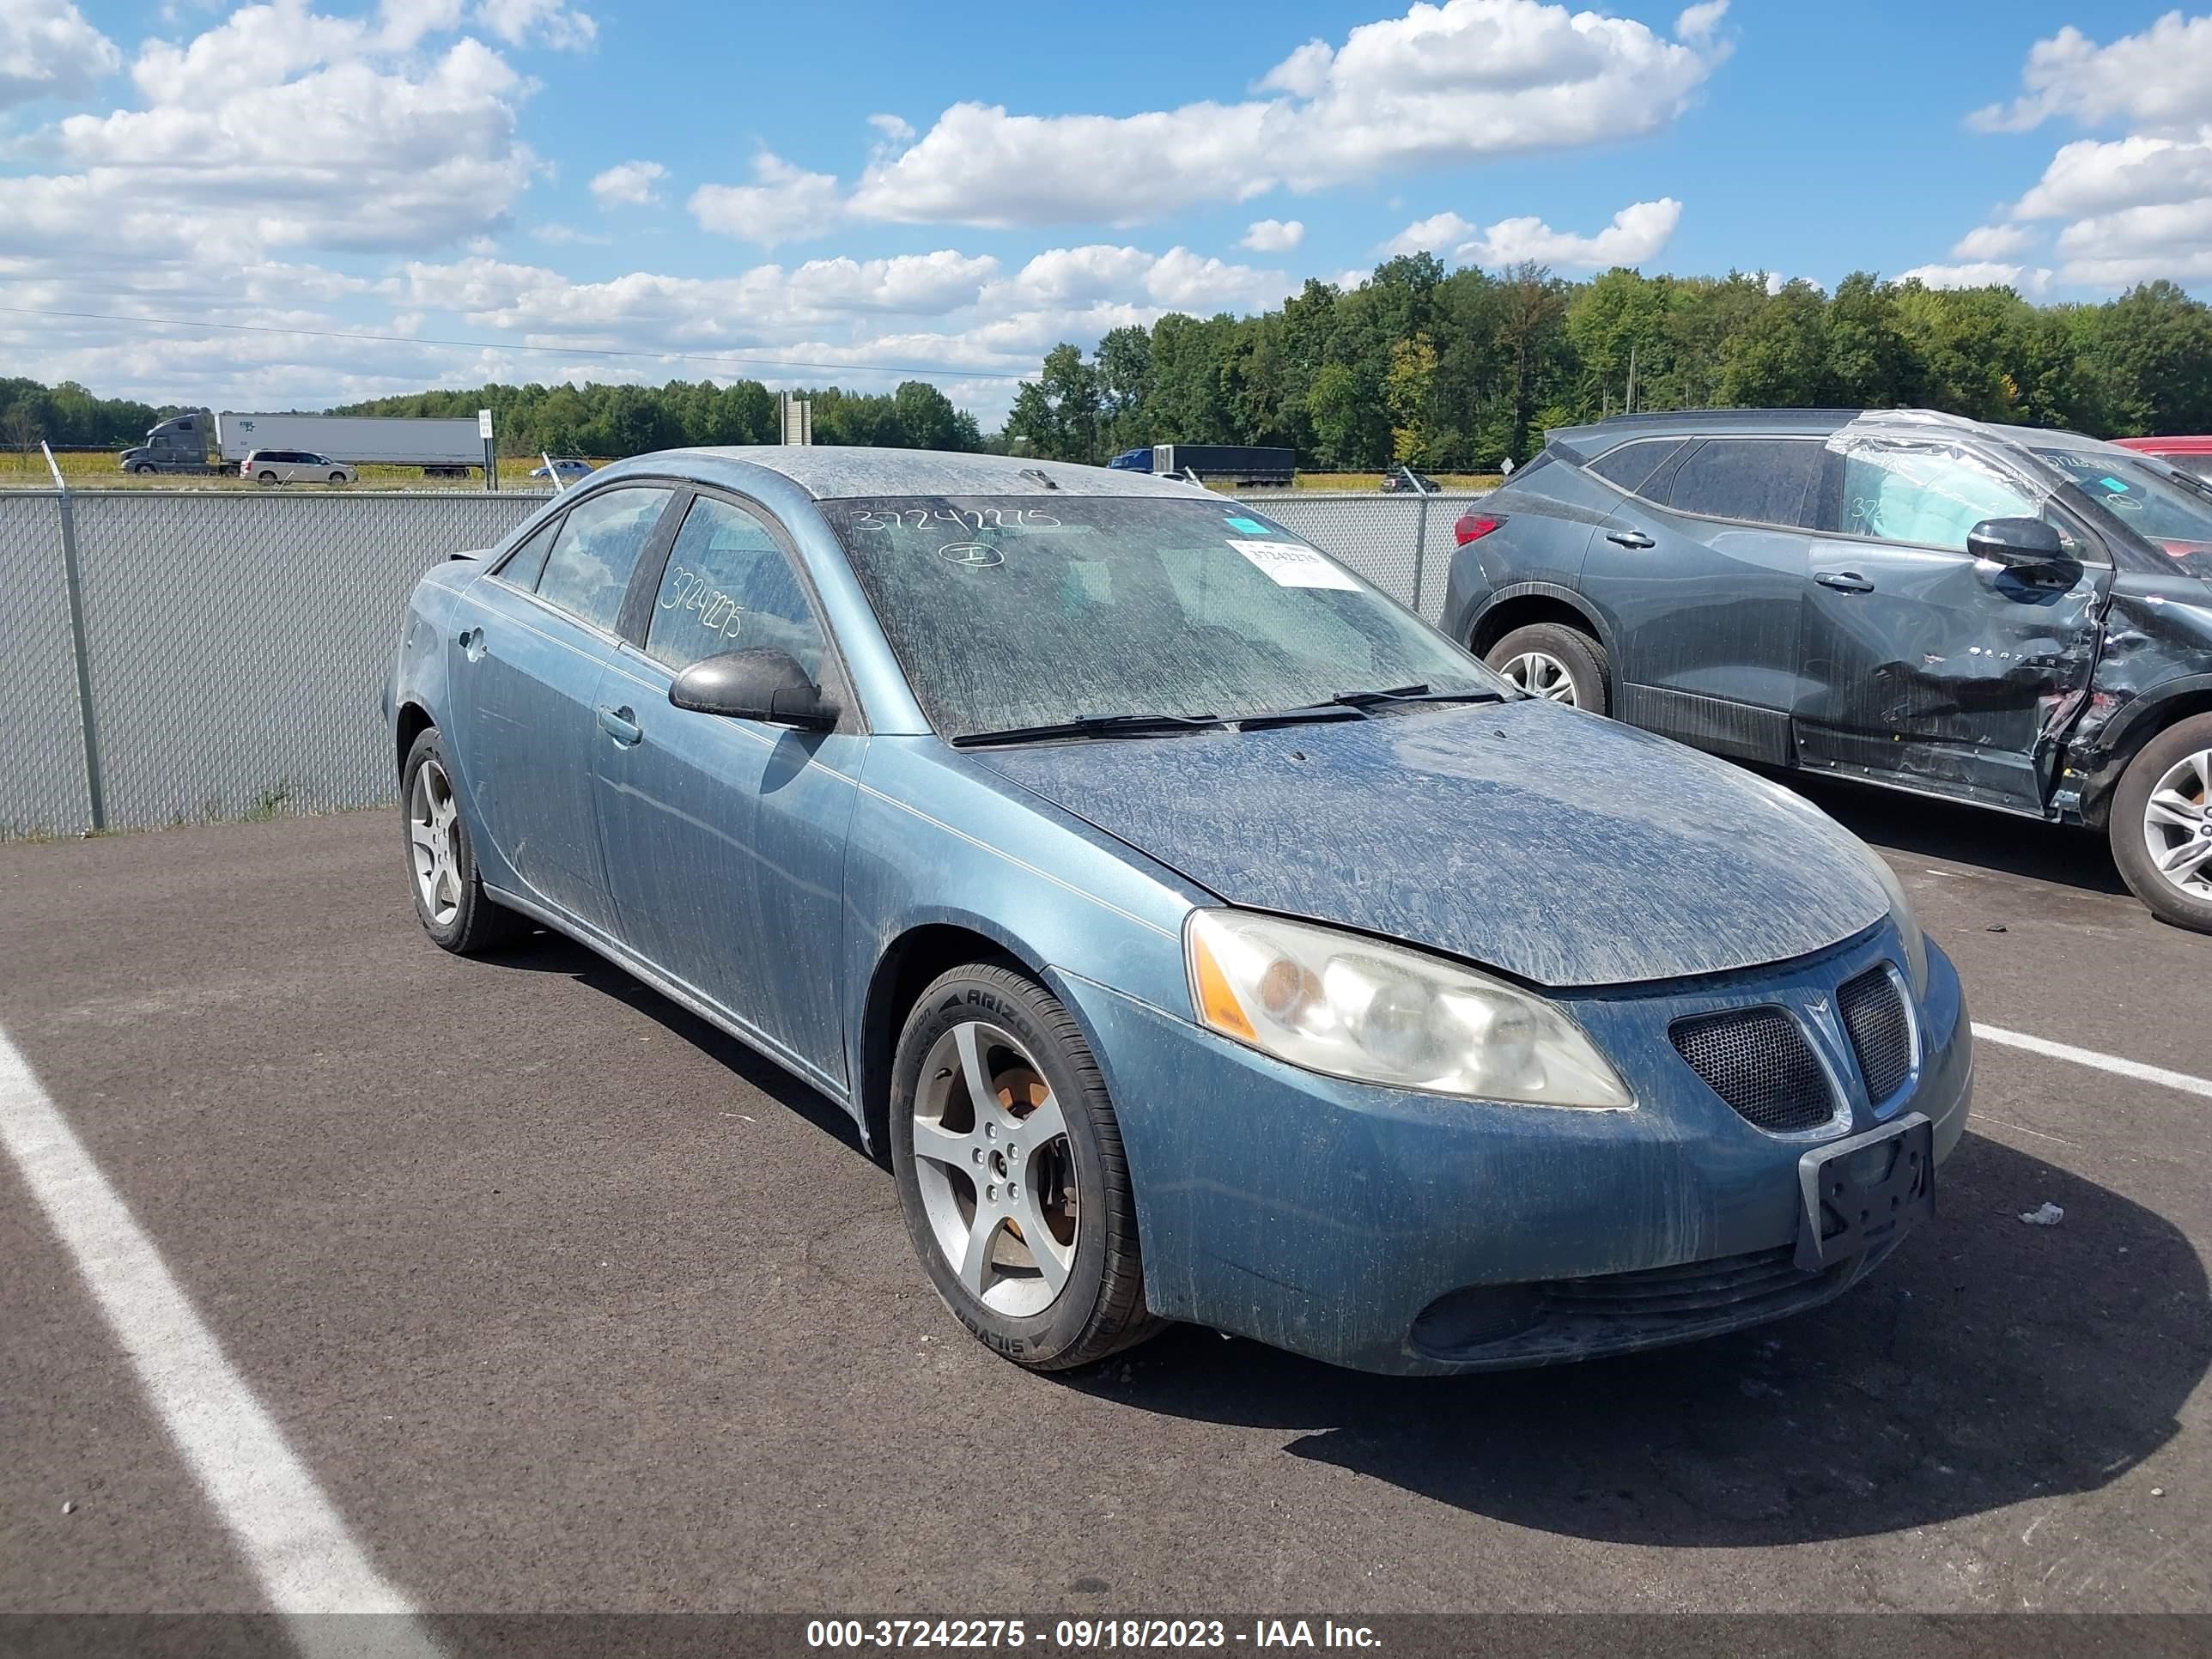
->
591;490;864;1089
1795;438;2104;812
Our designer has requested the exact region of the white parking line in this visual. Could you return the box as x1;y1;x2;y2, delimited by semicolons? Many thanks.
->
0;1030;440;1652
1972;1023;2212;1101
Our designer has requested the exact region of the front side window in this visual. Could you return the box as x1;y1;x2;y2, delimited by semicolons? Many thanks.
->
1662;439;1825;527
825;495;1503;739
537;486;673;630
644;496;826;677
1827;443;2037;552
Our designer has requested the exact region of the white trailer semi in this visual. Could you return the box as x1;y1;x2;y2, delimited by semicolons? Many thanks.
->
120;410;487;477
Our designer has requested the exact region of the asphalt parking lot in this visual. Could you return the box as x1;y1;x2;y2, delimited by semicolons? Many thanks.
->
3;780;2208;1632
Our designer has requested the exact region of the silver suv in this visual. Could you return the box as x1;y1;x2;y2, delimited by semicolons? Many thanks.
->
241;450;356;486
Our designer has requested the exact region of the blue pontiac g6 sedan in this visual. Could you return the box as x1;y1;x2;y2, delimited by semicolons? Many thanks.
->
384;447;1973;1375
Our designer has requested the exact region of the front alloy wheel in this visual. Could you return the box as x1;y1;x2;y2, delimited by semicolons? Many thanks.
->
910;1019;1079;1316
890;964;1160;1370
2110;712;2212;933
408;756;465;928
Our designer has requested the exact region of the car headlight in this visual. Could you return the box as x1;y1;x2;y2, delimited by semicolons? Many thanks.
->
1184;909;1633;1109
1864;854;1929;994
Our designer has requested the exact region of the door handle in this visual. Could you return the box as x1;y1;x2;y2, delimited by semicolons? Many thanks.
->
1814;570;1875;594
597;704;643;746
1605;530;1656;550
457;626;487;661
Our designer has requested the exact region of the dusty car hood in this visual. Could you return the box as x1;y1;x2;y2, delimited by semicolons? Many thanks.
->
970;700;1891;989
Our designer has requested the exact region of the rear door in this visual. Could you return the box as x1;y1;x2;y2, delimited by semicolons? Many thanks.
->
1578;435;1826;763
448;483;679;931
1796;436;2104;812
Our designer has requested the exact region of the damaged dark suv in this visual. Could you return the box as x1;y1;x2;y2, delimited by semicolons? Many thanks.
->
1442;408;2212;932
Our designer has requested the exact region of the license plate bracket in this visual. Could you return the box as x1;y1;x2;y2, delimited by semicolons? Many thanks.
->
1796;1113;1934;1271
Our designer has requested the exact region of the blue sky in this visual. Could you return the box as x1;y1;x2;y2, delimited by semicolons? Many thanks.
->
3;0;2208;423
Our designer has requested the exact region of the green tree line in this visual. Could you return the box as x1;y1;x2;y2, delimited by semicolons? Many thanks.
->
0;374;983;459
1005;259;2212;471
332;377;983;457
0;378;175;452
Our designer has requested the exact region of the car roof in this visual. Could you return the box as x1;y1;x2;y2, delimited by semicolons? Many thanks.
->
1547;406;2121;460
599;445;1208;501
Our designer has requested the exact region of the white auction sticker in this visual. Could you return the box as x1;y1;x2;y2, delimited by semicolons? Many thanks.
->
1227;538;1361;590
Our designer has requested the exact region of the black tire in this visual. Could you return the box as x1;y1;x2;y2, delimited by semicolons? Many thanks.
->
329;471;349;486
129;463;154;477
400;726;526;954
257;471;279;486
890;964;1163;1372
2108;711;2212;933
1484;621;1610;715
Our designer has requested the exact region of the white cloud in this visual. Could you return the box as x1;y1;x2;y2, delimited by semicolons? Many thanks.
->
1385;198;1681;268
1896;261;2054;295
1674;1;1728;44
1961;15;2212;289
866;112;914;143
471;0;595;52
1951;222;2034;260
590;159;665;207
532;221;609;245
1968;13;2212;134
0;0;121;108
1240;217;1305;252
1381;211;1479;255
689;150;844;246
846;0;1729;227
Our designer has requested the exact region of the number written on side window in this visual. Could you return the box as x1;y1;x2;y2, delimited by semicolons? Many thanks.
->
645;496;827;678
1830;445;2035;553
537;487;674;630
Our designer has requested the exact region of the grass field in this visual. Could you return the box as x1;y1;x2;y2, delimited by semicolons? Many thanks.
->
3;450;1498;495
0;449;559;492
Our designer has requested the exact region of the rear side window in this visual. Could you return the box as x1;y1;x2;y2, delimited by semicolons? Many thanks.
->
1587;440;1688;497
537;487;674;630
496;517;561;589
1663;440;1825;528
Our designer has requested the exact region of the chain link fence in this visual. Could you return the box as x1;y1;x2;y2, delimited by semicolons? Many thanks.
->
0;484;1480;836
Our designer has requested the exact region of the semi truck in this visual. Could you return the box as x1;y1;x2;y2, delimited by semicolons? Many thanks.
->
1109;444;1297;487
118;411;486;477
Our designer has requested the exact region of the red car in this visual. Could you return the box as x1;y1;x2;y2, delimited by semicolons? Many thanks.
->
2113;434;2212;481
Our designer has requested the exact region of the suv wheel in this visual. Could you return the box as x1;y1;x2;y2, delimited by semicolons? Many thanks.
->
1484;622;1609;714
2109;712;2212;933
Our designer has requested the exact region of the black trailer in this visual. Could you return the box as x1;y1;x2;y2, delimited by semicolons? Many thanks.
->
1152;444;1296;487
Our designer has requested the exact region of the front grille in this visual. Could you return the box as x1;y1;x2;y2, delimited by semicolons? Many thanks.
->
1670;1007;1832;1132
1839;967;1913;1103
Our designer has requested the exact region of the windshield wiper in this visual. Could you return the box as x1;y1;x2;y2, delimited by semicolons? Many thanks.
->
951;712;1225;748
1236;683;1506;730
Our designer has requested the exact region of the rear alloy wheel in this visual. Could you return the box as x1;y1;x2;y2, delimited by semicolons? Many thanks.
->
1484;622;1609;714
258;471;279;486
2110;713;2212;933
402;726;524;954
890;965;1160;1371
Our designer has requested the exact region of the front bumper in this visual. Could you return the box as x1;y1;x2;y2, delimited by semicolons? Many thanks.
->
1057;926;1971;1376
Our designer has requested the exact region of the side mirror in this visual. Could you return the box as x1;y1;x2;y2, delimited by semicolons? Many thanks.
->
669;648;836;731
1967;516;2067;569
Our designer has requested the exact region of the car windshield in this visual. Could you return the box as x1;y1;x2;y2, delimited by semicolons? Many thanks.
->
825;495;1505;739
2032;446;2212;576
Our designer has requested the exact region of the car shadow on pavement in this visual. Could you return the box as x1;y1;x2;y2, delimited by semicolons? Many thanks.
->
1085;1132;2209;1546
1783;772;2131;897
483;932;878;1164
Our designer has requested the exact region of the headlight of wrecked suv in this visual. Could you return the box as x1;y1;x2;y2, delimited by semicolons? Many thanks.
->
1865;855;1929;994
1185;909;1633;1108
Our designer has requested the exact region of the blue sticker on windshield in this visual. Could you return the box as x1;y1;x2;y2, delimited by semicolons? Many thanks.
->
2100;477;2130;492
1224;516;1271;534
